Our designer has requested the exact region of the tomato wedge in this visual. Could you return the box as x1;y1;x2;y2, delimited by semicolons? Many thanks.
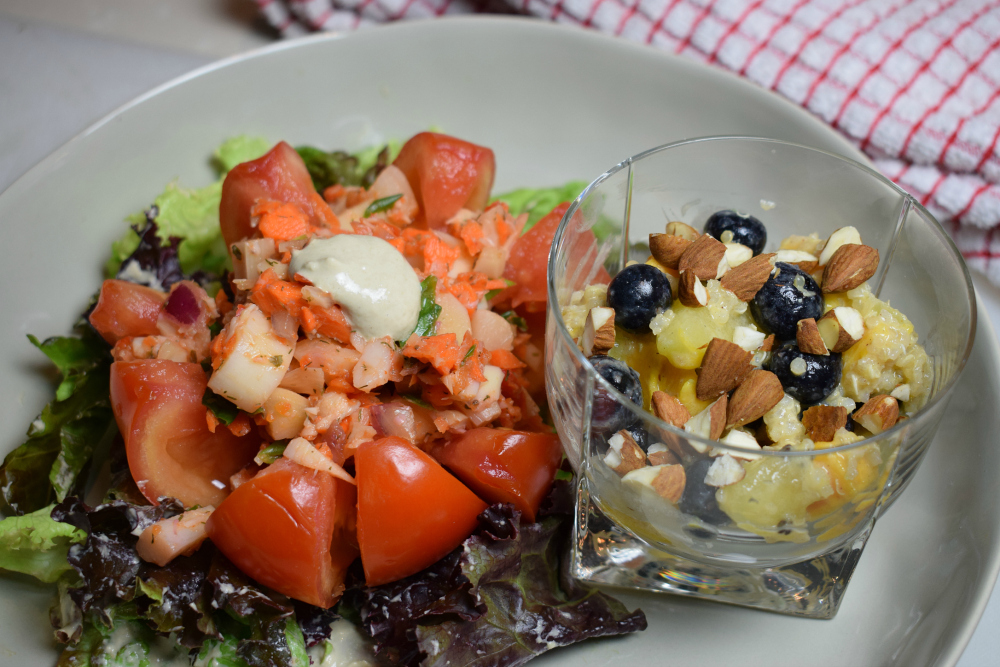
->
393;132;495;229
431;428;562;522
502;203;610;312
219;141;338;249
207;458;358;608
355;436;487;586
89;279;166;344
109;360;259;507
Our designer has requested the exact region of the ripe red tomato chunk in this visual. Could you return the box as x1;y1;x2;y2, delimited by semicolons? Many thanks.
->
219;141;337;249
393;132;495;229
432;428;562;522
109;360;259;508
355;436;487;587
89;279;166;344
207;458;358;608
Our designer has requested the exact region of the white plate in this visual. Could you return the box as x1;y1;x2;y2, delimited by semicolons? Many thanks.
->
1;16;997;667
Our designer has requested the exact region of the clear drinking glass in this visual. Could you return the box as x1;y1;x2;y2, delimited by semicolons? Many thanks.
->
545;137;976;618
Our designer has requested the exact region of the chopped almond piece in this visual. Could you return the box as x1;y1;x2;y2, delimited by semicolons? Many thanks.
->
696;338;752;401
603;430;647;476
727;370;784;427
666;221;699;241
796;318;829;355
651;390;691;427
802;405;849;442
582;307;615;356
817;307;864;353
649;233;691;269
678;271;708;307
822;244;879;293
647;444;679;466
678;234;729;281
651;464;686;503
719;253;775;301
853;395;899;434
760;334;776;352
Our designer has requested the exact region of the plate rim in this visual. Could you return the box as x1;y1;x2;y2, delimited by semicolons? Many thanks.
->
0;15;996;666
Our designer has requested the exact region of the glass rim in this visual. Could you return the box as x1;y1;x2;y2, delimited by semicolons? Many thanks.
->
546;135;978;458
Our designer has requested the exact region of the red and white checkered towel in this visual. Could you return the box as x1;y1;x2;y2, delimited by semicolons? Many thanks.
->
258;0;1000;282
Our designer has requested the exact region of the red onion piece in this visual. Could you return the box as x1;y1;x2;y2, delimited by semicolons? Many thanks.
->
164;283;200;325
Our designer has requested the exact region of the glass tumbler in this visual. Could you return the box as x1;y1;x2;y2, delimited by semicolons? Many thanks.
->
545;137;976;618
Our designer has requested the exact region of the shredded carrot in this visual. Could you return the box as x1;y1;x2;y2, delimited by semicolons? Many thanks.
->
450;219;486;256
423;235;459;279
323;184;346;203
205;408;219;434
445;272;508;313
252;200;311;241
214;289;233;317
250;269;351;343
489;348;525;370
227;412;252;437
402;333;461;374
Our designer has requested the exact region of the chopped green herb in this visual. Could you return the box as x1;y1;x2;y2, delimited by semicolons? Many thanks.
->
269;354;284;367
463;345;477;362
410;276;442;339
202;390;238;426
400;393;432;409
501;310;529;332
484;279;515;302
255;441;288;466
364;194;403;217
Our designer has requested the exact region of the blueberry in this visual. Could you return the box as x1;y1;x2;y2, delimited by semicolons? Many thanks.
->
704;210;767;255
749;262;823;339
767;341;842;405
679;458;731;526
607;264;672;334
589;355;643;435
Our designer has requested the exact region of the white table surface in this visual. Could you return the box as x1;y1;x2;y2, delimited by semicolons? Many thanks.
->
1;5;998;666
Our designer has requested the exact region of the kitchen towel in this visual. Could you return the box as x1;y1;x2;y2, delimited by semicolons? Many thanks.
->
256;0;1000;282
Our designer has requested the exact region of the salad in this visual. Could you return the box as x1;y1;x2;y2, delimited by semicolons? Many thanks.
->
0;132;645;666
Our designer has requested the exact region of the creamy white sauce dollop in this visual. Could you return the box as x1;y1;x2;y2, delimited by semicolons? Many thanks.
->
290;235;421;341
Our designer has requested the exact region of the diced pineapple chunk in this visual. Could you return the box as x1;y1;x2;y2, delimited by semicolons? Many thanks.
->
208;304;294;413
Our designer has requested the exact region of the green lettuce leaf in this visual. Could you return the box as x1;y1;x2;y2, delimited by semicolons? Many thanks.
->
492;181;588;232
214;136;271;174
106;135;271;278
0;505;85;582
0;326;114;515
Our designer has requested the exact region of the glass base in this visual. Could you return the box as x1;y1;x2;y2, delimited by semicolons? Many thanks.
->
571;477;872;619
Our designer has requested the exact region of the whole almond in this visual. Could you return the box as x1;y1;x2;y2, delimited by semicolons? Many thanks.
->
651;390;691;428
696;338;753;400
720;253;776;301
727;370;784;427
822;244;879;293
678;234;729;281
802;405;848;442
649;233;692;269
796;318;829;355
